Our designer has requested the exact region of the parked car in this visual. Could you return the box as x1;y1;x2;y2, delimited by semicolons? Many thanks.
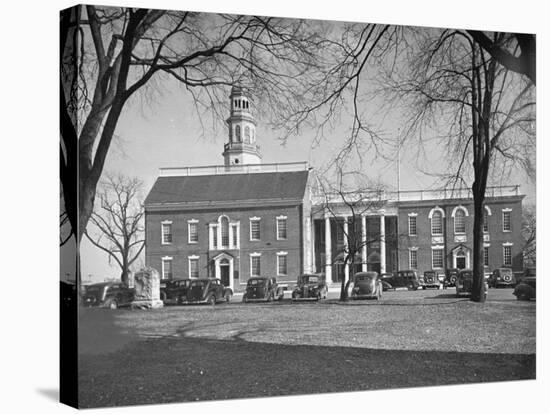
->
513;276;536;301
82;282;134;309
380;273;394;291
489;268;516;288
381;270;420;291
292;273;328;301
160;278;191;305
455;269;488;299
422;271;441;289
516;267;536;285
185;278;233;305
349;271;382;300
242;277;284;302
445;268;460;288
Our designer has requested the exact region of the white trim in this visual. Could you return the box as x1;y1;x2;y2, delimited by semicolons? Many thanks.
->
502;242;514;246
431;245;444;250
276;216;288;240
161;256;173;279
502;209;512;232
428;206;445;219
230;223;240;249
250;254;261;277
407;212;418;217
451;205;469;217
502;208;513;212
502;245;513;266
187;220;199;244
431;248;444;269
188;256;199;279
276;252;288;276
408;248;418;270
409;246;419;251
249;217;261;241
484;205;492;216
209;223;218;250
408;215;417;236
161;221;173;245
250;252;262;257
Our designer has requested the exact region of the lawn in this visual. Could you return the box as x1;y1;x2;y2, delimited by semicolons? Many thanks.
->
77;288;535;408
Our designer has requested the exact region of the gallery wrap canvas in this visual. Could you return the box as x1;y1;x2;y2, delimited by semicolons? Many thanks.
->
60;2;536;410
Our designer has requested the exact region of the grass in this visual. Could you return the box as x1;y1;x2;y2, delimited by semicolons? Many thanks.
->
77;288;535;408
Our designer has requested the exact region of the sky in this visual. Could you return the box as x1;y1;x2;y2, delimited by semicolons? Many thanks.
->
65;11;536;283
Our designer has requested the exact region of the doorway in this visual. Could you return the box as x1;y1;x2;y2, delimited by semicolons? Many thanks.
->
220;261;230;287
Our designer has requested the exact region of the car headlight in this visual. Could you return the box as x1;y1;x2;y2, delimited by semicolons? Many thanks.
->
353;287;360;292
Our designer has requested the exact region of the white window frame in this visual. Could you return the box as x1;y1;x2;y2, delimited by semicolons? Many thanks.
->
187;219;199;244
250;252;261;277
408;213;418;236
249;217;261;241
483;246;490;267
431;246;444;269
161;220;173;245
230;223;240;249
429;207;445;236
276;251;288;276
161;256;173;280
409;248;418;269
502;209;512;232
219;215;230;248
503;242;513;266
188;255;200;279
209;223;218;250
276;215;288;240
452;205;468;235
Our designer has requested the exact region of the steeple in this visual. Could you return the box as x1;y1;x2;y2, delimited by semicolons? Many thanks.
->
222;86;262;167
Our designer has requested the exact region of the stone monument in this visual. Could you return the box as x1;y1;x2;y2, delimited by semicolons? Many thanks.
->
131;267;164;309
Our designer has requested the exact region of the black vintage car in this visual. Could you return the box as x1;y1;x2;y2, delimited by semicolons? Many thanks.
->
382;270;420;291
349;271;382;300
422;271;441;289
242;277;284;303
513;276;536;301
445;268;460;288
160;278;191;305
184;278;233;305
455;269;488;299
292;273;328;301
82;282;135;309
488;268;516;288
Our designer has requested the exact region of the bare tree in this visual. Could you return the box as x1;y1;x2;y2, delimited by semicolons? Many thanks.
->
522;204;536;267
313;167;386;301
84;174;145;286
60;6;334;282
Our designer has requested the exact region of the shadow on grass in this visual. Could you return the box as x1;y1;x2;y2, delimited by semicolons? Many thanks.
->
78;319;536;409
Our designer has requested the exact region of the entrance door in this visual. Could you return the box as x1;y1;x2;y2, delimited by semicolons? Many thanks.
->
456;255;466;269
220;265;230;287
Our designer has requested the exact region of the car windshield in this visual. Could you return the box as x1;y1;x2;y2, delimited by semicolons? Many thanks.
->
499;268;512;275
190;280;206;287
460;271;473;278
248;279;265;286
424;272;435;277
302;276;319;283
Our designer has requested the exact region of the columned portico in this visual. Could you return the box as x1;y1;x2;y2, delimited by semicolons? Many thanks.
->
213;252;234;290
324;214;332;282
361;215;367;271
380;212;386;274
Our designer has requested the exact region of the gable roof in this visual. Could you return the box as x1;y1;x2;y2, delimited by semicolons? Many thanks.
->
144;170;309;207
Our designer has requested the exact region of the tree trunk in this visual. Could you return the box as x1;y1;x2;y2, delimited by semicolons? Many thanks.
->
471;192;486;302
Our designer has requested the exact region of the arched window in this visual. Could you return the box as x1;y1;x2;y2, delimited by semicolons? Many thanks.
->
483;209;489;232
431;211;443;235
244;126;251;143
220;216;229;248
235;125;241;142
454;209;466;233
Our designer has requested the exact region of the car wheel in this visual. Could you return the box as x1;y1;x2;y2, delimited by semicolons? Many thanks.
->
206;294;216;306
407;283;414;291
177;295;184;305
160;291;167;302
224;291;232;302
242;294;248;303
267;293;273;302
517;292;530;301
106;298;118;309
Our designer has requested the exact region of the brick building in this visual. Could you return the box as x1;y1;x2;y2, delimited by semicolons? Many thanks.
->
144;86;525;290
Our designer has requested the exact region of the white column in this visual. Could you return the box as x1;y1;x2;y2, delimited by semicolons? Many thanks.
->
361;215;367;272
304;216;312;273
324;214;332;283
343;217;349;283
311;217;316;273
380;213;386;274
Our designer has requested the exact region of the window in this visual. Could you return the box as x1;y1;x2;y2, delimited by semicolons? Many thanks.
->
211;225;218;249
502;210;512;232
432;248;444;269
188;220;198;243
277;253;288;276
503;245;512;266
277;216;287;240
454;209;466;234
409;249;418;269
484;247;489;267
408;215;417;236
161;221;173;244
244;126;251;142
431;211;443;235
221;216;229;248
250;218;261;241
483;209;489;232
235;125;241;141
232;224;239;248
251;255;261;276
337;221;344;242
162;257;173;279
188;257;199;278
